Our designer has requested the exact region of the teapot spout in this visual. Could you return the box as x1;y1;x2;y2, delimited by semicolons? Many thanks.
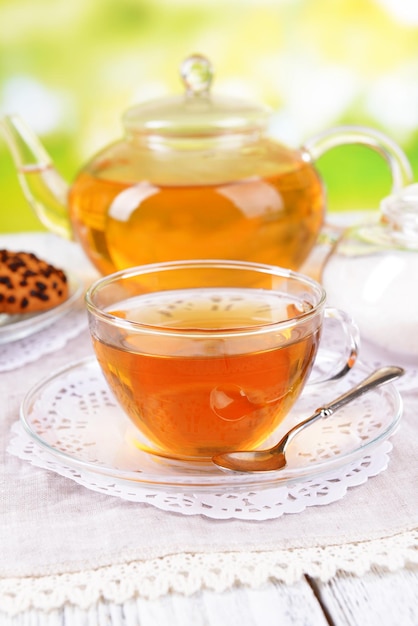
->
0;114;72;239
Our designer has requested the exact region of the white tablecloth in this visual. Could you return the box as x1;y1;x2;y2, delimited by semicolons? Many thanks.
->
0;232;417;616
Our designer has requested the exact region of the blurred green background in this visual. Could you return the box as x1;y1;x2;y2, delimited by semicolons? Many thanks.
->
1;0;417;233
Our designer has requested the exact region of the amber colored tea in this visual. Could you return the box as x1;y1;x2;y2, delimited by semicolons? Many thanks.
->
68;155;324;275
91;288;321;458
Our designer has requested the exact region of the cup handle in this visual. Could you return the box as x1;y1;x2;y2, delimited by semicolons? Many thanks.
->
308;307;360;385
302;125;413;192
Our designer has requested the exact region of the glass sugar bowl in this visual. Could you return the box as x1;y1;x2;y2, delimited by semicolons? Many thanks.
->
321;184;418;360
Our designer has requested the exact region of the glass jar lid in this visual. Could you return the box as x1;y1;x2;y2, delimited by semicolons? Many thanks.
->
122;54;270;137
356;183;418;250
380;183;418;239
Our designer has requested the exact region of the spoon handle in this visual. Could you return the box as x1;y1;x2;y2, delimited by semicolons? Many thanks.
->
321;365;404;414
275;365;404;452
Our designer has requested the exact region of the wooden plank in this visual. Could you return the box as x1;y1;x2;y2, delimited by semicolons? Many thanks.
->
313;567;418;626
197;580;330;626
120;580;330;626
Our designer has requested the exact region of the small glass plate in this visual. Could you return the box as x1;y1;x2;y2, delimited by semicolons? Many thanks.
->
0;273;83;344
19;356;403;492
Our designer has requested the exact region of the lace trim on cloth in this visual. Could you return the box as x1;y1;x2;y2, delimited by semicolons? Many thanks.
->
1;529;417;615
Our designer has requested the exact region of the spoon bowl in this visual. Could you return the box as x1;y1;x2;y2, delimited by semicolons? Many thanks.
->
212;366;404;473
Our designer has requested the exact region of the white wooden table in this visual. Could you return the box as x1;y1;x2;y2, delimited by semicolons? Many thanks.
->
2;567;417;625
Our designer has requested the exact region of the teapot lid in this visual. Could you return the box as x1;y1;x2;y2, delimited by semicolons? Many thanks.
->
122;54;270;137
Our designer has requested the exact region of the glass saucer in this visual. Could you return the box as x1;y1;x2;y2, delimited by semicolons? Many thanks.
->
0;273;83;344
19;356;403;492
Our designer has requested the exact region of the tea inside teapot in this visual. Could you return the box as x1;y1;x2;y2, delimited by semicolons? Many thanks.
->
68;139;326;275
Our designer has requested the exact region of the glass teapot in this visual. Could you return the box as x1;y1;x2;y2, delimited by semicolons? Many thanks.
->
322;184;418;360
1;54;413;275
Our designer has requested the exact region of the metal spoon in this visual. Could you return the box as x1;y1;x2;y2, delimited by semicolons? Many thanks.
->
212;365;404;473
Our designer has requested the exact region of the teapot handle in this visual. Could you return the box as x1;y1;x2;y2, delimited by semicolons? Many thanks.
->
302;125;413;191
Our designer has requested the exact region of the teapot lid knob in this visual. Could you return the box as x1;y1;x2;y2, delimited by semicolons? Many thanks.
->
123;53;270;136
180;54;213;97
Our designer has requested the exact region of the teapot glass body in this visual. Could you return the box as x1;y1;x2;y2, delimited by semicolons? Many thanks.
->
1;54;413;276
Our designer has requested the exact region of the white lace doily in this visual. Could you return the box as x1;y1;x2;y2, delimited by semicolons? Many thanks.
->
0;308;88;372
8;421;393;520
9;351;402;520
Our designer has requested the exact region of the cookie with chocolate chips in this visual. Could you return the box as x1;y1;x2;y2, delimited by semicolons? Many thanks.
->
0;250;69;314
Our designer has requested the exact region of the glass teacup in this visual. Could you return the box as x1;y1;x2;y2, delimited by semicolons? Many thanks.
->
85;260;359;460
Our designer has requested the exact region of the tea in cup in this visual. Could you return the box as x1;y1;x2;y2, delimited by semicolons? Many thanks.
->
85;260;359;460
